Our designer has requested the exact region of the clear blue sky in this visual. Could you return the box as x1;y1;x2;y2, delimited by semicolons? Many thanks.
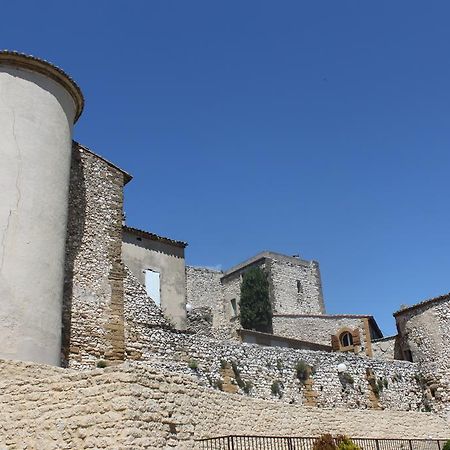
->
3;1;450;335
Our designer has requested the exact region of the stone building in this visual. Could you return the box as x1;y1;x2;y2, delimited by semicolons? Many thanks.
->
1;52;450;445
186;252;383;357
123;225;188;330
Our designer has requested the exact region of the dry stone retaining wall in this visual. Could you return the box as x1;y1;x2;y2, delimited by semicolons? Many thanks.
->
124;268;448;415
0;359;448;450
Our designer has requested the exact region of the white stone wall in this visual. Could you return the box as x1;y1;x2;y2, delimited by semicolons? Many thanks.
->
268;258;325;315
372;336;397;360
0;62;77;366
186;266;228;331
123;269;443;414
395;295;450;418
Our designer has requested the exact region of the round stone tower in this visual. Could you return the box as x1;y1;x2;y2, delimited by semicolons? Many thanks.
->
0;51;83;366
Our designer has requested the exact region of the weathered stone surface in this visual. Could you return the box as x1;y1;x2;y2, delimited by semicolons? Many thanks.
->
0;359;448;450
62;143;127;368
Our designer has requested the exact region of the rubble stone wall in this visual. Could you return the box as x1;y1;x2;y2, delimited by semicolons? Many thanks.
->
63;144;126;368
395;295;450;419
268;257;325;315
372;336;397;360
124;266;448;415
0;359;448;450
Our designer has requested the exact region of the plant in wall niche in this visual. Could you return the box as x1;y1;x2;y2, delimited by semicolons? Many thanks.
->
276;358;283;371
271;380;283;398
220;359;227;369
96;360;107;368
243;380;253;394
336;436;361;450
339;372;354;386
231;361;241;381
295;360;313;384
376;378;384;394
188;359;198;370
231;361;252;394
414;372;427;386
239;267;273;333
214;379;223;391
372;383;380;399
312;434;336;450
392;372;402;383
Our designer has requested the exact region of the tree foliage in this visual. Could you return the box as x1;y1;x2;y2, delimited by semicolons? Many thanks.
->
239;267;272;332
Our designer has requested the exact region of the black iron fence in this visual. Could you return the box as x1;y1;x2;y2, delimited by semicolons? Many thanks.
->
196;436;448;450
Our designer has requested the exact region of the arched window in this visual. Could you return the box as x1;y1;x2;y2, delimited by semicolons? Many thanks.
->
340;331;353;348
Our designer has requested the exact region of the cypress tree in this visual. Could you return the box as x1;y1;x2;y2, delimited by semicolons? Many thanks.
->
239;267;272;333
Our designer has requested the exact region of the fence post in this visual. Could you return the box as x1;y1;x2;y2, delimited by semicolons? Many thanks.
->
288;437;294;450
437;441;441;450
409;440;413;450
227;436;235;450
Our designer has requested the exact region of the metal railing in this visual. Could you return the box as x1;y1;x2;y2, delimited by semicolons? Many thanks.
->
195;436;448;450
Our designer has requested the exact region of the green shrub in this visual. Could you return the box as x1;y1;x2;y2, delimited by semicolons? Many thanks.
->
377;378;384;393
243;381;253;394
295;360;312;383
271;380;283;398
188;359;198;370
336;436;361;450
442;441;450;450
313;434;336;450
231;361;243;386
239;267;272;332
340;372;354;385
96;360;107;369
276;358;283;371
372;383;380;398
392;372;402;382
231;361;252;392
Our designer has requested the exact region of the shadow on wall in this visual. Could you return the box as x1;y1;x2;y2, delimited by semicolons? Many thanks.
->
61;145;86;367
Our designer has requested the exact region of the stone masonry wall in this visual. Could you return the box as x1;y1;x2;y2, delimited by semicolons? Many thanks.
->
63;144;126;368
395;295;450;420
185;265;238;339
268;257;325;315
372;336;397;360
272;315;370;356
124;267;448;415
0;359;448;450
185;266;224;327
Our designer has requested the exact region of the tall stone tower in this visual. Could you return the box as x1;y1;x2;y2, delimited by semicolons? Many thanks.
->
0;51;83;366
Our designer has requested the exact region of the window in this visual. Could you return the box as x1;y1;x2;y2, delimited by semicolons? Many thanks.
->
332;328;360;353
404;349;413;362
231;298;237;317
340;331;353;348
144;269;161;306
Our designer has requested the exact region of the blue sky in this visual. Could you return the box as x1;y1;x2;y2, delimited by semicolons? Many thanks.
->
3;1;450;334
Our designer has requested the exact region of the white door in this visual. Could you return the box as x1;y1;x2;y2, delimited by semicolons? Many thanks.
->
145;269;161;307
